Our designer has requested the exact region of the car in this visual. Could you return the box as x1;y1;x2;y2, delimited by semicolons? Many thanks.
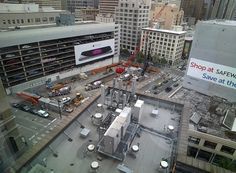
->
173;83;179;87
29;108;39;115
152;85;158;90
163;80;169;84
20;104;31;112
11;103;21;108
64;106;74;113
22;45;31;49
36;110;49;118
60;97;71;104
5;54;15;58
157;82;162;87
172;78;177;82
165;87;172;92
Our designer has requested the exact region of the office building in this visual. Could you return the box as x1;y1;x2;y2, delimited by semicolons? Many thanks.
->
210;0;236;20
183;20;236;102
0;79;25;171
67;0;98;13
180;0;208;25
115;0;151;52
0;3;68;29
96;14;114;23
99;0;119;16
75;7;99;21
22;0;62;10
150;2;184;30
0;22;120;93
141;27;186;65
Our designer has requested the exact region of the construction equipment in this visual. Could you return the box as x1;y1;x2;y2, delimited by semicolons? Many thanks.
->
48;86;71;97
85;81;102;91
16;91;41;105
72;92;84;106
153;2;168;23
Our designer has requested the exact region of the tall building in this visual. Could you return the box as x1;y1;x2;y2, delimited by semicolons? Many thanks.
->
180;0;207;25
115;0;151;52
67;0;98;13
75;7;99;21
0;79;25;171
0;22;120;92
183;20;236;102
99;0;119;16
21;0;62;10
210;0;236;20
141;27;186;65
150;2;184;30
0;3;68;29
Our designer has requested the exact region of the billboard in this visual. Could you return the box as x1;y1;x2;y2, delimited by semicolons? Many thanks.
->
74;39;114;65
187;58;236;90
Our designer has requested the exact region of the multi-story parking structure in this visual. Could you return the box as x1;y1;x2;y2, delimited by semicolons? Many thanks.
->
0;22;120;93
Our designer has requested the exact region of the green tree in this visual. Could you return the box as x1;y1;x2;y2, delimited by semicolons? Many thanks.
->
160;58;167;64
152;54;161;64
135;51;144;63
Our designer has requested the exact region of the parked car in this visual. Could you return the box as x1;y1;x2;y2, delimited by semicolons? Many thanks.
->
173;83;179;87
60;97;71;104
20;104;31;112
36;110;49;118
64;106;74;113
29;108;39;115
22;45;31;49
11;103;21;108
165;87;172;93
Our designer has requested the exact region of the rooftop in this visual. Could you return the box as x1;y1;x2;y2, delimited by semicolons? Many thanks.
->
0;22;116;48
202;20;236;27
171;87;236;141
142;27;186;35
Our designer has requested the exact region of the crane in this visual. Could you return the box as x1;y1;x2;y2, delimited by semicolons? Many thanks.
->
152;2;168;26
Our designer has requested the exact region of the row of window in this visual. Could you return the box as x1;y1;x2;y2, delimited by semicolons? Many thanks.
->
2;17;55;25
188;136;235;155
120;3;149;9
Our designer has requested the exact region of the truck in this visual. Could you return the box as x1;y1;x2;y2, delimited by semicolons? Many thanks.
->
48;86;71;97
85;80;102;91
72;92;84;106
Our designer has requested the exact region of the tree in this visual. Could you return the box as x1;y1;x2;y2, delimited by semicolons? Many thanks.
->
160;58;167;64
135;51;144;63
152;53;161;64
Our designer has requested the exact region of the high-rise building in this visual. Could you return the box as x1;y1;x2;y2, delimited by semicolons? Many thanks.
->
180;0;208;25
210;0;236;20
75;7;99;21
150;2;184;30
0;3;68;29
0;79;25;171
115;0;151;52
67;0;98;13
21;0;62;10
99;0;119;16
141;27;186;65
184;20;236;102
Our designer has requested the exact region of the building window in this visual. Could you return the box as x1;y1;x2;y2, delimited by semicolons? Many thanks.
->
188;136;200;144
12;20;15;24
49;17;54;22
212;154;233;169
3;20;6;24
42;17;48;22
35;18;41;23
220;146;235;155
17;19;20;24
8;20;11;24
197;149;212;162
27;19;30;23
204;141;217;149
21;19;24;23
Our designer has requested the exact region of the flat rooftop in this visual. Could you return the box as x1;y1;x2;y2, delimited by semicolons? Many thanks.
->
171;87;236;141
26;94;182;173
142;27;186;35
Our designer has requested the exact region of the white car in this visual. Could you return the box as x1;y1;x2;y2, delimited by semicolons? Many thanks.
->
60;97;71;104
37;110;49;118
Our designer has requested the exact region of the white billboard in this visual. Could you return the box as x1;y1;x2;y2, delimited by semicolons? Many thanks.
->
187;58;236;90
74;39;114;65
